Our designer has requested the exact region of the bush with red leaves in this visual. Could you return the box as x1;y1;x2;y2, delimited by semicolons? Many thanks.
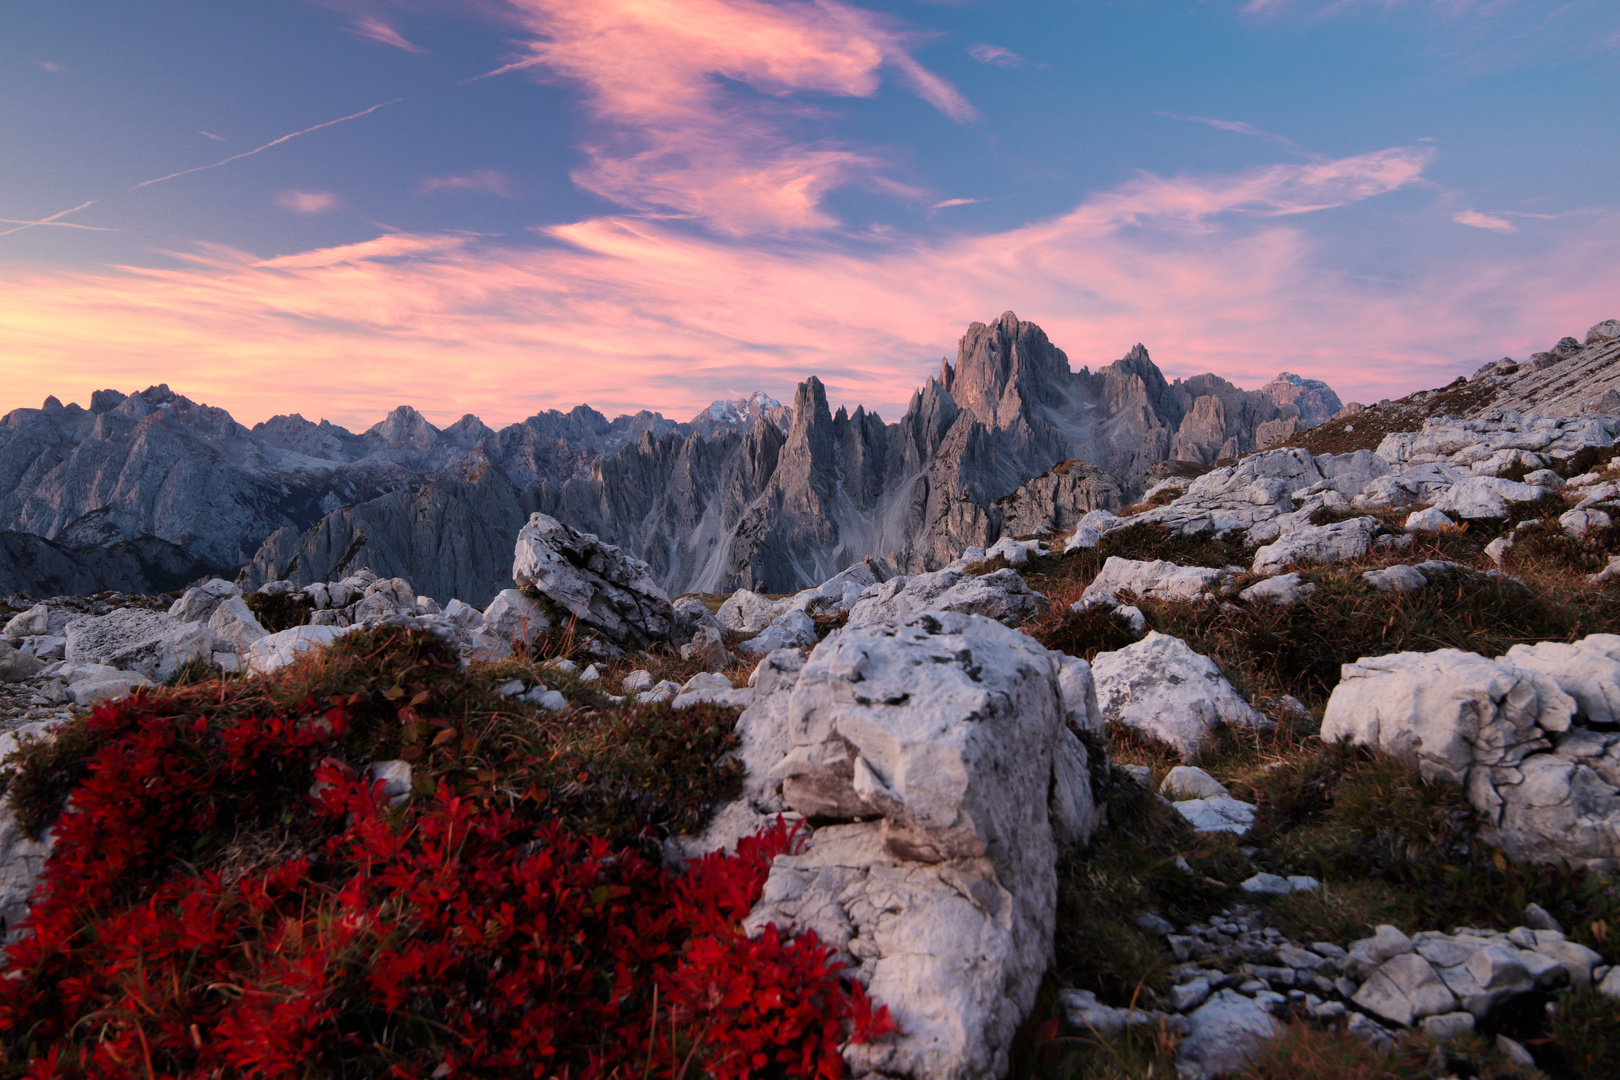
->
0;692;895;1078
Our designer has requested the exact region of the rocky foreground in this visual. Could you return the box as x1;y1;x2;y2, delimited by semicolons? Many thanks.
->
1;388;1619;1077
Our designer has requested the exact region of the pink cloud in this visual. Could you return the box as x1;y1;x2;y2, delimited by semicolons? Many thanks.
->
349;16;427;54
417;170;514;197
1;145;1615;433
482;0;975;233
1453;210;1516;232
275;190;341;214
968;44;1023;67
36;60;63;73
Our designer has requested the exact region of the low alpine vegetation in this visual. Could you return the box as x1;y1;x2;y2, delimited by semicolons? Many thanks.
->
0;627;895;1078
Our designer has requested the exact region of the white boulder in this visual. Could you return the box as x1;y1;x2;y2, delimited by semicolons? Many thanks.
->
1177;989;1281;1080
1079;557;1227;607
206;597;269;651
511;512;675;647
482;589;552;647
1319;642;1620;868
1430;477;1549;520
167;578;242;623
716;588;782;633
845;568;1046;630
1403;507;1456;533
1252;517;1381;575
745;613;1100;1079
64;608;214;682
736;609;818;657
245;624;359;675
3;604;50;638
1238;573;1316;606
1092;632;1269;759
1161;765;1228;800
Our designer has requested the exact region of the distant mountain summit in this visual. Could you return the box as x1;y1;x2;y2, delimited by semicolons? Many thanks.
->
1;313;1347;600
686;392;793;439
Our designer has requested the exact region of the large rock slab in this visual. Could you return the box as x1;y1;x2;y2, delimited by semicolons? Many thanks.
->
1079;557;1227;607
245;624;360;675
1251;517;1381;575
716;588;782;633
1177;989;1281;1080
1092;632;1268;758
743;613;1100;1079
511;512;674;648
1320;641;1620;868
63;608;214;682
168;578;242;624
844;568;1046;630
1430;477;1550;520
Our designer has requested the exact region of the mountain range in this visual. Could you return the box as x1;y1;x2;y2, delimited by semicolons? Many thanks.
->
0;313;1341;602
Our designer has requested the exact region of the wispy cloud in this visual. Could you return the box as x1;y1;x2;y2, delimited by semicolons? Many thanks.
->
276;190;341;214
133;99;401;190
930;197;981;209
6;143;1584;431
476;0;976;234
417;170;514;197
0;200;98;239
36;60;62;74
1453;210;1515;232
348;15;427;54
1161;112;1301;149
197;130;227;142
0;218;116;233
968;44;1023;67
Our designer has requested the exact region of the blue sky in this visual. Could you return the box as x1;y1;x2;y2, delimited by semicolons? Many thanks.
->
2;0;1616;429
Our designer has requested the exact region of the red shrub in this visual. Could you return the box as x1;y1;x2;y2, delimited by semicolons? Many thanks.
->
0;694;894;1079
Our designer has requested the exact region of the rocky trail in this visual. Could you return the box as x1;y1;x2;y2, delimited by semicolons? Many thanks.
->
1;322;1620;1078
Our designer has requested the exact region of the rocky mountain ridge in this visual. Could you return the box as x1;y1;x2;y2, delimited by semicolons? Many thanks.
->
5;313;1345;601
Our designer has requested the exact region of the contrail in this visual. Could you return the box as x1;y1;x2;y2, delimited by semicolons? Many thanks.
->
134;99;402;189
459;57;543;85
0;218;117;232
0;199;99;238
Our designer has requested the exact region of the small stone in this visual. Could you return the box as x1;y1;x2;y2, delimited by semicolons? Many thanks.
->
1600;966;1620;999
620;670;654;693
1312;942;1348;960
1361;564;1428;594
1286;875;1321;892
525;689;568;711
1276;945;1325;970
1118;764;1153;787
1496;1035;1536;1068
580;664;600;682
1523;903;1564;934
496;680;525;698
1169;978;1212;1012
1136;912;1176;936
1311;1001;1346;1021
1253;990;1288;1012
1403;507;1455;533
1372;925;1414;961
1239;873;1293;896
1167;935;1196;962
1345;1011;1392;1047
1421;1012;1475;1042
1160;765;1229;800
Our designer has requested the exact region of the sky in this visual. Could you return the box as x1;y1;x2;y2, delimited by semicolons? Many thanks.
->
2;0;1617;432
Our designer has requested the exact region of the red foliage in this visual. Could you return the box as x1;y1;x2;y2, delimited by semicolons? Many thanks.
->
0;695;895;1078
